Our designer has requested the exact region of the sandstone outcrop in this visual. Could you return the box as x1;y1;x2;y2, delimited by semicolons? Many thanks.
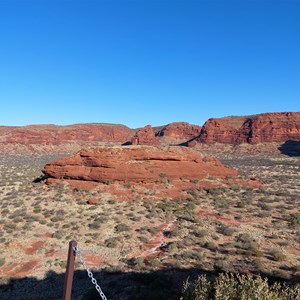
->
42;146;238;185
131;125;158;145
197;112;300;144
156;122;201;139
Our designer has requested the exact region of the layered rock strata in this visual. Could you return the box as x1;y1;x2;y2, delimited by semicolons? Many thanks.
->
197;112;300;144
42;146;238;184
156;122;201;139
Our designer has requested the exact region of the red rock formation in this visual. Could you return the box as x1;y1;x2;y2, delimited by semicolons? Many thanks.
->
197;112;300;144
42;146;238;185
131;125;158;145
156;122;201;139
0;123;133;145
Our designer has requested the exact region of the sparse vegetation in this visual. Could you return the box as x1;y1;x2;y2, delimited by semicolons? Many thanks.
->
0;153;299;299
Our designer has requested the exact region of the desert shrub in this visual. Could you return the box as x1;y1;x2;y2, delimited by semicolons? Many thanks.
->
0;257;5;267
181;273;300;300
147;226;160;235
213;198;229;209
257;202;272;211
127;257;145;270
53;230;64;239
105;237;118;248
288;213;300;229
115;223;130;232
138;236;148;243
273;269;291;280
190;179;199;184
214;259;231;272
257;211;272;218
218;225;237;236
192;229;208;238
186;189;198;198
88;220;102;230
50;215;64;222
204;241;217;252
33;206;42;213
236;201;246;208
269;249;286;262
165;242;178;253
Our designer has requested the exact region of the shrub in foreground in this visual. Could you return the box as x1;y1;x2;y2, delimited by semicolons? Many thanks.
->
181;273;300;300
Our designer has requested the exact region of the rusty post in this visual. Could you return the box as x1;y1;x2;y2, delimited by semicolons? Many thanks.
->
62;240;77;300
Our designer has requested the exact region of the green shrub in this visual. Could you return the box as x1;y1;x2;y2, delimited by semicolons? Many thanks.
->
181;273;300;300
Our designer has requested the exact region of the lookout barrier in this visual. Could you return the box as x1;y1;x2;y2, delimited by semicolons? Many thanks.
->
62;240;107;300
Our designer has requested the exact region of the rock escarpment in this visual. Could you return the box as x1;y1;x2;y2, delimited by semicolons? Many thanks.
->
197;112;300;144
0;123;133;145
0;123;134;153
42;146;238;185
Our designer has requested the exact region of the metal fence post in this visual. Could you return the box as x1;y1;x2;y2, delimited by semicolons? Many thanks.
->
62;240;77;300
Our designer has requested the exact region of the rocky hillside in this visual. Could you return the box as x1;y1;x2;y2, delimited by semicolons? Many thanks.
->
197;112;300;144
156;122;201;139
0;112;299;153
0;123;134;153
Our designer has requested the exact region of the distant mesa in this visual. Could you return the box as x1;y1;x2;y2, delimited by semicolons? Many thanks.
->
197;112;300;144
0;123;133;145
42;146;239;187
1;112;300;154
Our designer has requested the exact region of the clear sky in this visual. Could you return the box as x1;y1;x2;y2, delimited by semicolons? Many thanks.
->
0;0;299;128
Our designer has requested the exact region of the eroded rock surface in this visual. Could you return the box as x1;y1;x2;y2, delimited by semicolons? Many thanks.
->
197;112;300;144
156;122;201;139
131;125;158;145
42;146;238;185
0;123;133;148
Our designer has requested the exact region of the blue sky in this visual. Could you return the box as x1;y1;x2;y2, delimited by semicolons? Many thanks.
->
0;0;299;128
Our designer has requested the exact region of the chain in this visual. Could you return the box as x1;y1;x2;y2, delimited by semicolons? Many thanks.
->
73;246;108;300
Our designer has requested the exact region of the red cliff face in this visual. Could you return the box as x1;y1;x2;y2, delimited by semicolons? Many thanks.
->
197;112;300;144
42;146;238;184
131;125;158;145
156;122;201;139
0;124;133;145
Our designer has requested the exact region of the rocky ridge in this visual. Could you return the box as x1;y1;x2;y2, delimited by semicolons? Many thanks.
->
197;112;300;144
0;112;299;154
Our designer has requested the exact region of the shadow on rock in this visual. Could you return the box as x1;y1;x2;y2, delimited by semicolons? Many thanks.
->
278;140;300;157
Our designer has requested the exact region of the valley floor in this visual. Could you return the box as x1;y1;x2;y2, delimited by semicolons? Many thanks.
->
0;151;299;299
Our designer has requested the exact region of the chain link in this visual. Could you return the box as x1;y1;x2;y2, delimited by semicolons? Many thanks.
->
73;246;108;300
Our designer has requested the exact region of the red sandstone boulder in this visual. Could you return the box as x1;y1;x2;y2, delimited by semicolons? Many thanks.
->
197;112;300;144
156;122;201;139
87;198;100;205
42;146;238;185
